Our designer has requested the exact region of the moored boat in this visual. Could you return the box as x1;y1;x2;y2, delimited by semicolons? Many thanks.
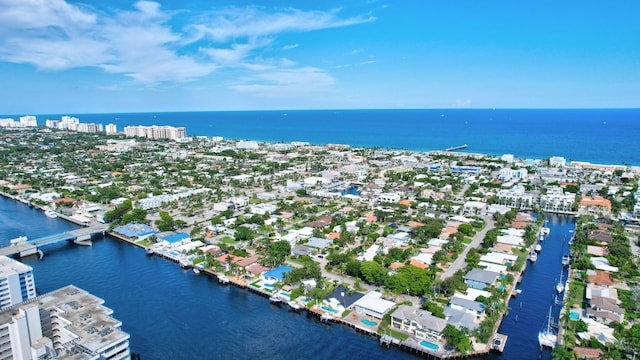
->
538;308;557;348
535;244;542;252
193;268;200;275
528;251;537;262
288;301;301;311
45;209;57;218
269;295;282;304
562;255;570;266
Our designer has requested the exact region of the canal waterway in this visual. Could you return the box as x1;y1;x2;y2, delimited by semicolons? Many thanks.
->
1;196;575;360
494;214;575;360
0;196;416;360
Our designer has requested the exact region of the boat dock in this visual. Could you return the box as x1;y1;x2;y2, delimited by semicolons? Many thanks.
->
492;333;507;352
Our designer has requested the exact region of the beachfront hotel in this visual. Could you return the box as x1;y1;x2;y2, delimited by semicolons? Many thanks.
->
0;285;130;360
0;256;36;310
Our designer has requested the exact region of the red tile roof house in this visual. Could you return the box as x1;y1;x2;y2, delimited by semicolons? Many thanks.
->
574;347;604;359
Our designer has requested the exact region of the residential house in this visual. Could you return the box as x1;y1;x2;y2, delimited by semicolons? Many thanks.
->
158;233;190;249
261;266;292;283
390;305;447;342
351;291;396;319
464;268;499;290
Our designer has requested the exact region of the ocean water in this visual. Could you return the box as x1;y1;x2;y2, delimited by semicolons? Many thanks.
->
25;108;640;165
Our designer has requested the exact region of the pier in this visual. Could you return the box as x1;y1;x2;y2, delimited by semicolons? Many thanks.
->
0;224;107;257
445;144;468;151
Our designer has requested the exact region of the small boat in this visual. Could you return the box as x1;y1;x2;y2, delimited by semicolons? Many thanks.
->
193;268;200;275
217;274;229;284
511;289;522;297
562;255;570;266
538;308;557;348
269;295;282;304
45;209;57;218
556;270;565;294
288;301;301;311
179;259;191;269
528;252;537;262
320;313;333;323
535;244;542;252
146;247;154;255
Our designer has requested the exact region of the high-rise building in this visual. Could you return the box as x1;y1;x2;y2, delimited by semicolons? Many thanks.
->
0;285;130;360
18;116;37;127
124;125;186;140
0;256;36;310
105;123;118;135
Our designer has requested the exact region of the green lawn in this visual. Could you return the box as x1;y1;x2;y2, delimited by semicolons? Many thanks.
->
378;328;410;341
137;239;153;247
568;280;586;307
219;236;239;245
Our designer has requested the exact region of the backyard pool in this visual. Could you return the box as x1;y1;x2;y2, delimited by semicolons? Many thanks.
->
419;340;440;351
360;319;377;326
569;312;580;321
321;306;338;314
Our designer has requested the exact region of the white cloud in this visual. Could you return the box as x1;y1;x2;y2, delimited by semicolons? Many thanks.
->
0;0;374;85
189;7;374;42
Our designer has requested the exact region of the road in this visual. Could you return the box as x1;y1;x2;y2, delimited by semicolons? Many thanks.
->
440;218;495;280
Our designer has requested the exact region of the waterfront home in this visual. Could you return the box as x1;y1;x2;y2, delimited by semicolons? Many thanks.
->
573;347;604;360
587;297;625;324
113;223;157;240
159;233;190;249
590;257;618;273
327;285;364;309
586;270;614;286
236;255;262;271
447;296;486;318
444;307;478;331
352;291;396;319
390;305;447;342
260;266;292;283
587;230;613;244
464;268;500;290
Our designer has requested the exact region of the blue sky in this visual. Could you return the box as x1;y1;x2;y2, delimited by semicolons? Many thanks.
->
0;0;638;113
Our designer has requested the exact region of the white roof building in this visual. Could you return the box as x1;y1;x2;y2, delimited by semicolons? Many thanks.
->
352;291;396;319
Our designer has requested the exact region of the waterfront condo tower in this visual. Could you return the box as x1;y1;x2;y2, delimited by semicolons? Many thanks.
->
0;256;36;310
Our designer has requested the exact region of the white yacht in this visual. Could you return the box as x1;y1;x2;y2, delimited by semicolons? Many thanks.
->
45;209;57;218
538;308;557;348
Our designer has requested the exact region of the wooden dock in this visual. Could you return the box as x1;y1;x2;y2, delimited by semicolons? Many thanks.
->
492;333;507;352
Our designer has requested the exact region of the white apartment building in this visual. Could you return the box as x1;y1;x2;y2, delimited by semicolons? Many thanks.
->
19;116;37;127
0;256;36;310
499;168;528;181
377;193;401;203
549;156;567;167
0;285;130;360
539;186;576;213
77;123;103;133
496;185;534;209
124;125;186;140
105;123;118;135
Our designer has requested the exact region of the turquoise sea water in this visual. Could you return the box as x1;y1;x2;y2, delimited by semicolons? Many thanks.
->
12;108;640;165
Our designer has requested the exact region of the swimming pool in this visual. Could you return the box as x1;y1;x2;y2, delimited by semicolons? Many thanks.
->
263;283;274;288
279;292;290;297
360;319;377;326
569;312;580;320
321;306;338;314
420;340;440;350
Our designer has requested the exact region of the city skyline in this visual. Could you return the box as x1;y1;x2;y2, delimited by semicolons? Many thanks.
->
0;0;638;114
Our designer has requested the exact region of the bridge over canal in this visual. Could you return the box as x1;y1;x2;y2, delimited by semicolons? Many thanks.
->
0;224;108;257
